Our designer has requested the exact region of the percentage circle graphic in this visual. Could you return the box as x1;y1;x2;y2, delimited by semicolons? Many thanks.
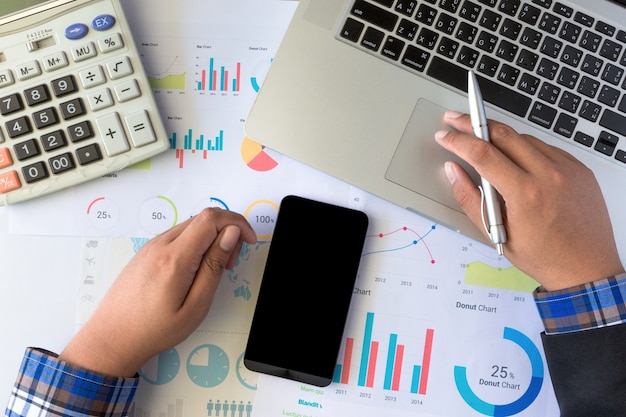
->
86;197;120;230
243;199;279;240
139;195;178;235
454;327;544;416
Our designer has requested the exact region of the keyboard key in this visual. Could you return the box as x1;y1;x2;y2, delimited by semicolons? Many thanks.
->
50;74;78;97
518;72;541;95
76;143;103;165
23;85;51;106
0;93;24;115
40;130;68;152
477;54;500;77
536;57;559;80
579;30;601;53
0;171;20;194
538;81;560;104
495;39;518;61
351;0;398;31
600;109;626;136
457;45;480;67
595;21;615;37
479;9;502;31
556;67;579;88
598;85;620;107
518;3;541;25
125;110;157;147
459;1;482;22
22;161;49;183
67;120;94;142
602;63;624;85
579;99;601;122
599;39;622;62
396;18;419;41
616;150;626;164
553;113;577;138
59;97;86;120
497;0;521;16
531;0;552;9
435;13;458;35
560;45;582;67
558;91;581;113
381;36;405;60
573;11;593;27
437;37;459;58
476;30;498;52
13;139;41;161
559;21;581;43
5;116;32;138
402;45;430;71
415;4;437;25
0;148;13;168
540;36;563;58
48;152;75;174
340;18;364;43
574;131;594;147
417;28;439;49
577;76;600;98
594;131;619;156
32;107;59;129
96;112;130;156
528;102;557;128
519;27;543;49
361;26;385;51
427;56;531;116
538;13;561;35
581;54;603;76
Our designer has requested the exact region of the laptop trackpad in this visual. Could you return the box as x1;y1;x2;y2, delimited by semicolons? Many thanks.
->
385;98;480;212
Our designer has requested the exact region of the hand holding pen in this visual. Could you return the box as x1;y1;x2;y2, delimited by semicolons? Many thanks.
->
466;71;507;255
433;90;622;291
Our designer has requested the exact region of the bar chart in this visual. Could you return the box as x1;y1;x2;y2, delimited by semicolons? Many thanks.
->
334;311;435;396
169;128;224;168
197;57;241;92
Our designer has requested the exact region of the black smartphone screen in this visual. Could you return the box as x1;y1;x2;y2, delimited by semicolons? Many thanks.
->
244;195;369;387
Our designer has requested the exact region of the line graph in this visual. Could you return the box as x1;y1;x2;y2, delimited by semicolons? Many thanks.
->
362;224;438;264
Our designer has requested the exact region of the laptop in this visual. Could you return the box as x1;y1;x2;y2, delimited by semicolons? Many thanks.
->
245;0;626;250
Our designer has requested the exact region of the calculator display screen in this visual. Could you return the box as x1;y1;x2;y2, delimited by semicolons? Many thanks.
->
0;0;54;18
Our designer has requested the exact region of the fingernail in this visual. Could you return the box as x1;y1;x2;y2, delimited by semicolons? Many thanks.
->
444;162;457;185
434;130;449;142
444;110;464;119
219;226;241;251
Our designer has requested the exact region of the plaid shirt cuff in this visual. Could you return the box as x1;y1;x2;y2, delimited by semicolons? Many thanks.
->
5;347;139;417
533;272;626;335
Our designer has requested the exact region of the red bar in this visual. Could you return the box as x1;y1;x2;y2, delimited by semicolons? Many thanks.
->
212;70;218;90
224;70;229;91
236;62;241;91
341;338;354;384
201;69;206;90
175;149;184;169
392;344;404;391
418;329;434;395
366;341;379;388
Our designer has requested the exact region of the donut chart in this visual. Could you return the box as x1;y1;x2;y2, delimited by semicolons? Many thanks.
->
241;136;280;171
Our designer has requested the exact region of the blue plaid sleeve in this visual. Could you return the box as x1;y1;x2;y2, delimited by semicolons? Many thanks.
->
5;347;139;417
533;272;626;335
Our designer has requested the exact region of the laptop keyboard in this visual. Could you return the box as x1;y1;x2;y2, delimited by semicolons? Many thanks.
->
337;0;626;166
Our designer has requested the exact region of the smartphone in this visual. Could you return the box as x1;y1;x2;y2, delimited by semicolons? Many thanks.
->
244;195;369;387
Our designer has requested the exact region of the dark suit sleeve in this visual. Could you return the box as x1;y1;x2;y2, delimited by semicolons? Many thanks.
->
541;324;626;416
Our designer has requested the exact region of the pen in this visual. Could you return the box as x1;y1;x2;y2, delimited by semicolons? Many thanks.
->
467;70;507;255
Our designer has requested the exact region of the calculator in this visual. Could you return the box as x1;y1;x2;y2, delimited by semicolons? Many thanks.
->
0;0;169;205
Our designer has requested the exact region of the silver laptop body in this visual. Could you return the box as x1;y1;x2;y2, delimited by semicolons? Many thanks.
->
245;0;626;253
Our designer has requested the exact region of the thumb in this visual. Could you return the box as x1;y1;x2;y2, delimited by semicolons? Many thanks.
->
180;225;242;319
444;162;489;240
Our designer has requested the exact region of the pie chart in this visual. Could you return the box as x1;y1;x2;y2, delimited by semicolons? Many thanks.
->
241;136;280;171
139;348;180;385
186;344;230;388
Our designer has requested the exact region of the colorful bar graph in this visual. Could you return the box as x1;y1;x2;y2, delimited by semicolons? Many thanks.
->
197;58;241;92
169;129;224;168
339;311;434;395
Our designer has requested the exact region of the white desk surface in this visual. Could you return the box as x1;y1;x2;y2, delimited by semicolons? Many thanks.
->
0;206;81;403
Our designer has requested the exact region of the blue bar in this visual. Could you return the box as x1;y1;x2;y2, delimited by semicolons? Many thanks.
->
209;58;215;90
169;132;177;149
384;334;398;390
333;364;342;383
411;365;421;394
358;312;375;386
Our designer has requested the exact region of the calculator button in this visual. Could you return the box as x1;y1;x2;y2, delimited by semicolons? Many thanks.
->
14;139;41;161
32;107;60;129
15;61;41;81
65;23;89;40
79;65;106;88
40;130;68;151
0;70;15;89
0;148;13;168
76;143;102;165
42;51;69;72
125;111;157;147
5;116;32;138
92;14;116;31
24;84;51;106
59;98;86;120
51;75;78;97
97;112;130;156
114;79;141;102
0;93;24;115
67;120;94;142
71;42;97;62
97;33;124;54
106;56;133;80
22;161;49;183
0;170;20;193
49;152;75;174
87;88;114;111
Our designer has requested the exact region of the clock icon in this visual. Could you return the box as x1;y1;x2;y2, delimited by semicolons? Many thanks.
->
139;348;180;385
186;344;230;388
235;352;257;390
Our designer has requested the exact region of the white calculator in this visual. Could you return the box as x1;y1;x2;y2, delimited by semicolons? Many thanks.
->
0;0;168;205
